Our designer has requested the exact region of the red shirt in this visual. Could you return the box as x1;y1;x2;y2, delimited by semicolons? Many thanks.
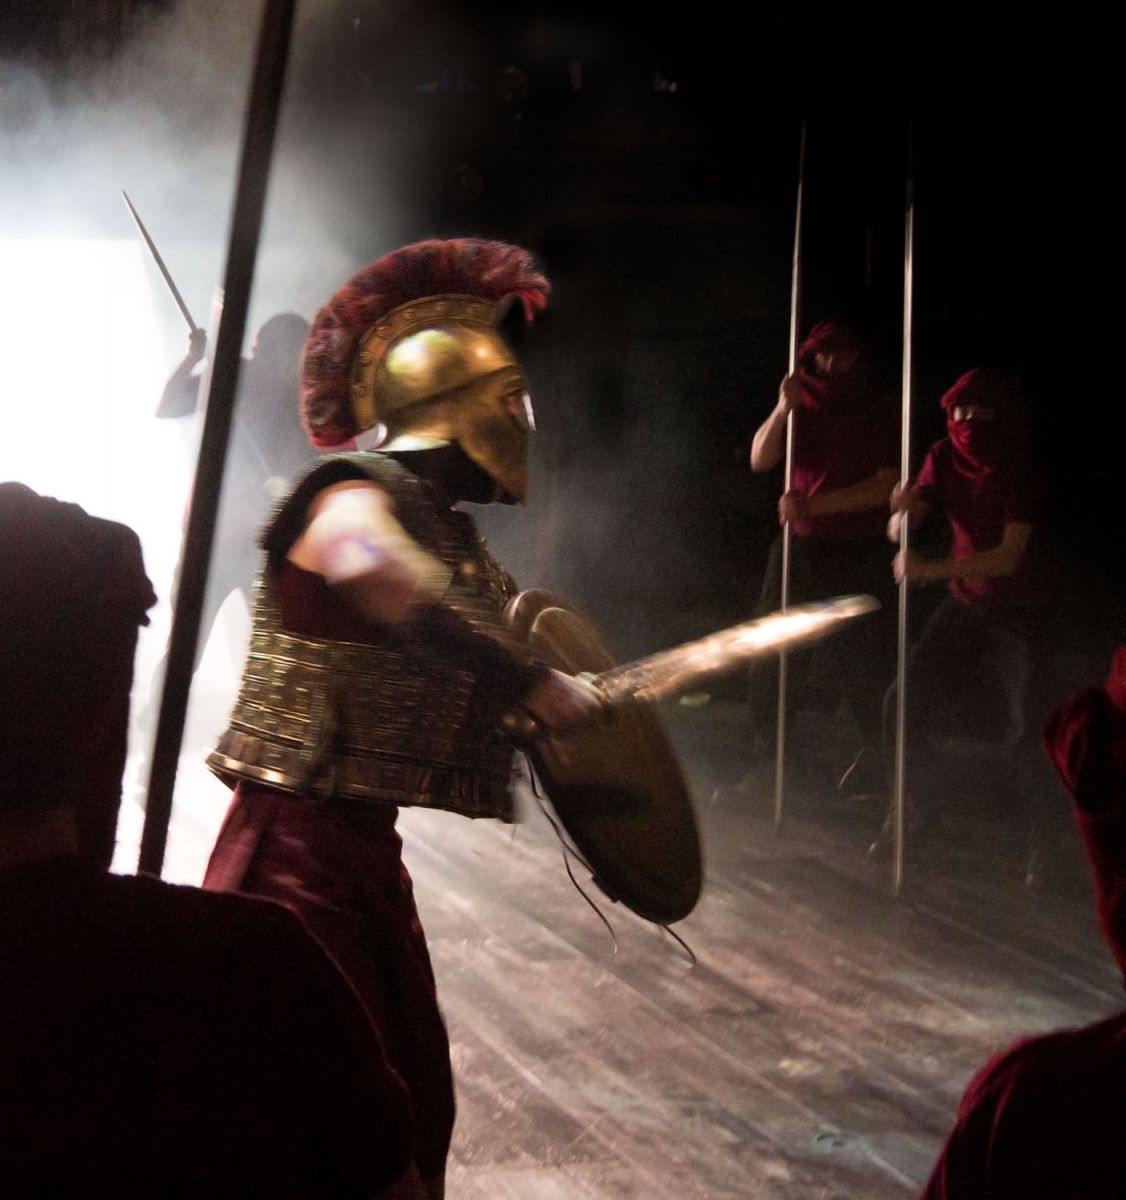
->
784;320;898;540
790;400;898;540
914;437;1048;612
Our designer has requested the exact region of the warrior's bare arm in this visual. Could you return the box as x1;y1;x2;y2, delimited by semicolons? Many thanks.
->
749;375;801;472
291;480;601;729
291;480;453;624
894;522;1032;585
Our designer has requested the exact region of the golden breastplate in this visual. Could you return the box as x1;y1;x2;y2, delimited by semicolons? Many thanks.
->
207;454;523;821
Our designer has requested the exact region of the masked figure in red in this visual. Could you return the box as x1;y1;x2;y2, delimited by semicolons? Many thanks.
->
919;648;1126;1198
878;368;1057;860
201;239;603;1200
748;319;899;790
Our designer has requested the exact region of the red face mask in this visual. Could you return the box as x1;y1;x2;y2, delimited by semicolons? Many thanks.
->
947;407;1002;470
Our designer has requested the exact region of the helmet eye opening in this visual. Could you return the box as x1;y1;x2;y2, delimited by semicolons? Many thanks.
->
501;389;535;432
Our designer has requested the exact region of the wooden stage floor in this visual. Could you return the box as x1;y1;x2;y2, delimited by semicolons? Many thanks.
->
130;683;1121;1200
394;702;1120;1200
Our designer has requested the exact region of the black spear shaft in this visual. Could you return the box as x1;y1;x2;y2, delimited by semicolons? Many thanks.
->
122;190;199;334
139;0;297;876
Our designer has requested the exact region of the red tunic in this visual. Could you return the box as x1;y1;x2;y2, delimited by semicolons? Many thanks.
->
204;562;457;1181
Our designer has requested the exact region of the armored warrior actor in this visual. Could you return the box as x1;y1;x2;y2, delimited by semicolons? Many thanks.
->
201;239;603;1200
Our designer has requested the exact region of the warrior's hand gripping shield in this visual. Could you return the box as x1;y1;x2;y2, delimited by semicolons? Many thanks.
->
506;590;703;927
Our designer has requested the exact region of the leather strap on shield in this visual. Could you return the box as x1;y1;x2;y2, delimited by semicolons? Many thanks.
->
506;590;702;925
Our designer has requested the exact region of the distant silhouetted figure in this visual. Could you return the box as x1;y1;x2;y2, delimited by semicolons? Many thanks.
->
158;312;315;667
919;647;1126;1198
0;482;418;1199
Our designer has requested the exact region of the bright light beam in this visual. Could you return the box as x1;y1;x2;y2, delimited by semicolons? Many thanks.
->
0;236;234;882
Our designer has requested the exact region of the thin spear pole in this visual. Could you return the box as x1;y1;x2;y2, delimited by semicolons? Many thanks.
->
893;129;915;896
774;120;807;829
138;0;297;876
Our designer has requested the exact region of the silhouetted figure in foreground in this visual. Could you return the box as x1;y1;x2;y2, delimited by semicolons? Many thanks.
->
920;647;1126;1198
0;483;417;1199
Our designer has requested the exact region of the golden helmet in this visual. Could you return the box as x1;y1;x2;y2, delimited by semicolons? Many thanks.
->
301;240;549;502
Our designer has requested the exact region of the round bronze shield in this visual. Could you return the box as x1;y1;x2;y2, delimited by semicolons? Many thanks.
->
506;589;703;925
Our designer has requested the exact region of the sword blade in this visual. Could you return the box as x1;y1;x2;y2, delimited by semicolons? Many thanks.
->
594;594;880;707
121;190;199;332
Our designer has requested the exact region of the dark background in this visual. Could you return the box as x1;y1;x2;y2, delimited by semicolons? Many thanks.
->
2;1;1120;658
